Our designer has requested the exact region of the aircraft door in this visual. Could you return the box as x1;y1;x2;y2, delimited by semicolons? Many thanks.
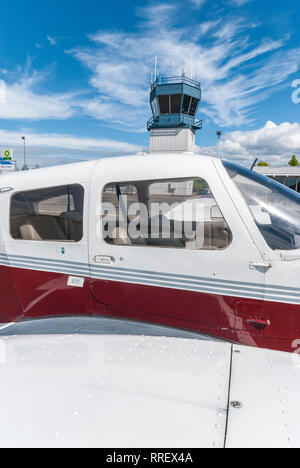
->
89;158;266;344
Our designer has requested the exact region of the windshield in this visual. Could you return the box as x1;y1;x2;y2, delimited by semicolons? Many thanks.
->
224;161;300;251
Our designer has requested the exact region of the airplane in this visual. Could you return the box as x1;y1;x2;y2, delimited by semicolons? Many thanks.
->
0;74;299;354
0;151;300;354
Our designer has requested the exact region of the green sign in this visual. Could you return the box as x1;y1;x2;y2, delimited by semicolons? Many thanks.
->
2;149;12;161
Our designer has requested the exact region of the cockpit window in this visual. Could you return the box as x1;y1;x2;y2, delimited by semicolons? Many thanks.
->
224;161;300;251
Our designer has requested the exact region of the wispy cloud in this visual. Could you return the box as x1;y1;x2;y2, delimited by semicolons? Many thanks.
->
69;2;300;130
0;70;82;120
47;35;57;46
189;0;207;9
229;0;252;6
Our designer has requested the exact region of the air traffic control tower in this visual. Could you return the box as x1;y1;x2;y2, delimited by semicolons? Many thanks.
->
147;75;202;153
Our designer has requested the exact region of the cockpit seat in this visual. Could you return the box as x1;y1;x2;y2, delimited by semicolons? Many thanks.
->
19;215;67;241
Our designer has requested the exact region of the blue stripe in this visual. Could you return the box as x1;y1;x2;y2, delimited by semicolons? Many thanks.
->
0;253;86;268
90;266;266;295
91;263;300;295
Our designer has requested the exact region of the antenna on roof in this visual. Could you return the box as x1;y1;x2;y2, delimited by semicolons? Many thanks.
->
250;158;258;171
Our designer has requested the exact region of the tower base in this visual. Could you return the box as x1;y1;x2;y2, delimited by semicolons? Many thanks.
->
150;127;195;153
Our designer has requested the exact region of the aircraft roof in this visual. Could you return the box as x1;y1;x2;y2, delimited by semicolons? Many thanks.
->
0;152;217;187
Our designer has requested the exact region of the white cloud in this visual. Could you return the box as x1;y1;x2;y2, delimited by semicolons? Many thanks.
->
2;120;298;169
0;128;143;167
70;3;299;130
0;73;79;120
47;35;57;46
189;0;207;8
229;0;251;6
196;121;300;166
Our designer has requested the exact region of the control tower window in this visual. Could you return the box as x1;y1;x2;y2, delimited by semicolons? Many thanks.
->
170;94;181;114
182;95;191;115
189;98;199;116
158;95;169;114
182;95;199;116
157;94;182;114
151;97;160;117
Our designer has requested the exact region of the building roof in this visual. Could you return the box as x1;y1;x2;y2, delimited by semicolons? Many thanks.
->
255;166;300;177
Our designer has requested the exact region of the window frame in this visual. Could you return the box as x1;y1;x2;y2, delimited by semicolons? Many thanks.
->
9;183;85;243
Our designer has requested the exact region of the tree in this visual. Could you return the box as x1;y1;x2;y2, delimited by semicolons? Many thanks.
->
257;161;269;166
288;155;300;167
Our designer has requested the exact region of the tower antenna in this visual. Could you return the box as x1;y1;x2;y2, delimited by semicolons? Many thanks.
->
154;56;158;81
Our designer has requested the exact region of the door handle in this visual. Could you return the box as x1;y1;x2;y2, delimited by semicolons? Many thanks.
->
249;262;272;270
246;318;271;329
93;255;115;265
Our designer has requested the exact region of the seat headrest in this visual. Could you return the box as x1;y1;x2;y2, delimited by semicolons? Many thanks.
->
19;216;67;241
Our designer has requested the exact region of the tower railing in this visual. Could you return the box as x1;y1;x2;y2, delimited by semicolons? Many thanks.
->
151;75;201;90
147;114;202;131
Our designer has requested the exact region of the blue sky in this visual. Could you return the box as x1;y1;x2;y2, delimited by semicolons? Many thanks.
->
0;0;300;167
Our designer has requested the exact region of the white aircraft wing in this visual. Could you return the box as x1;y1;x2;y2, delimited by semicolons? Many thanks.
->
0;320;299;448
